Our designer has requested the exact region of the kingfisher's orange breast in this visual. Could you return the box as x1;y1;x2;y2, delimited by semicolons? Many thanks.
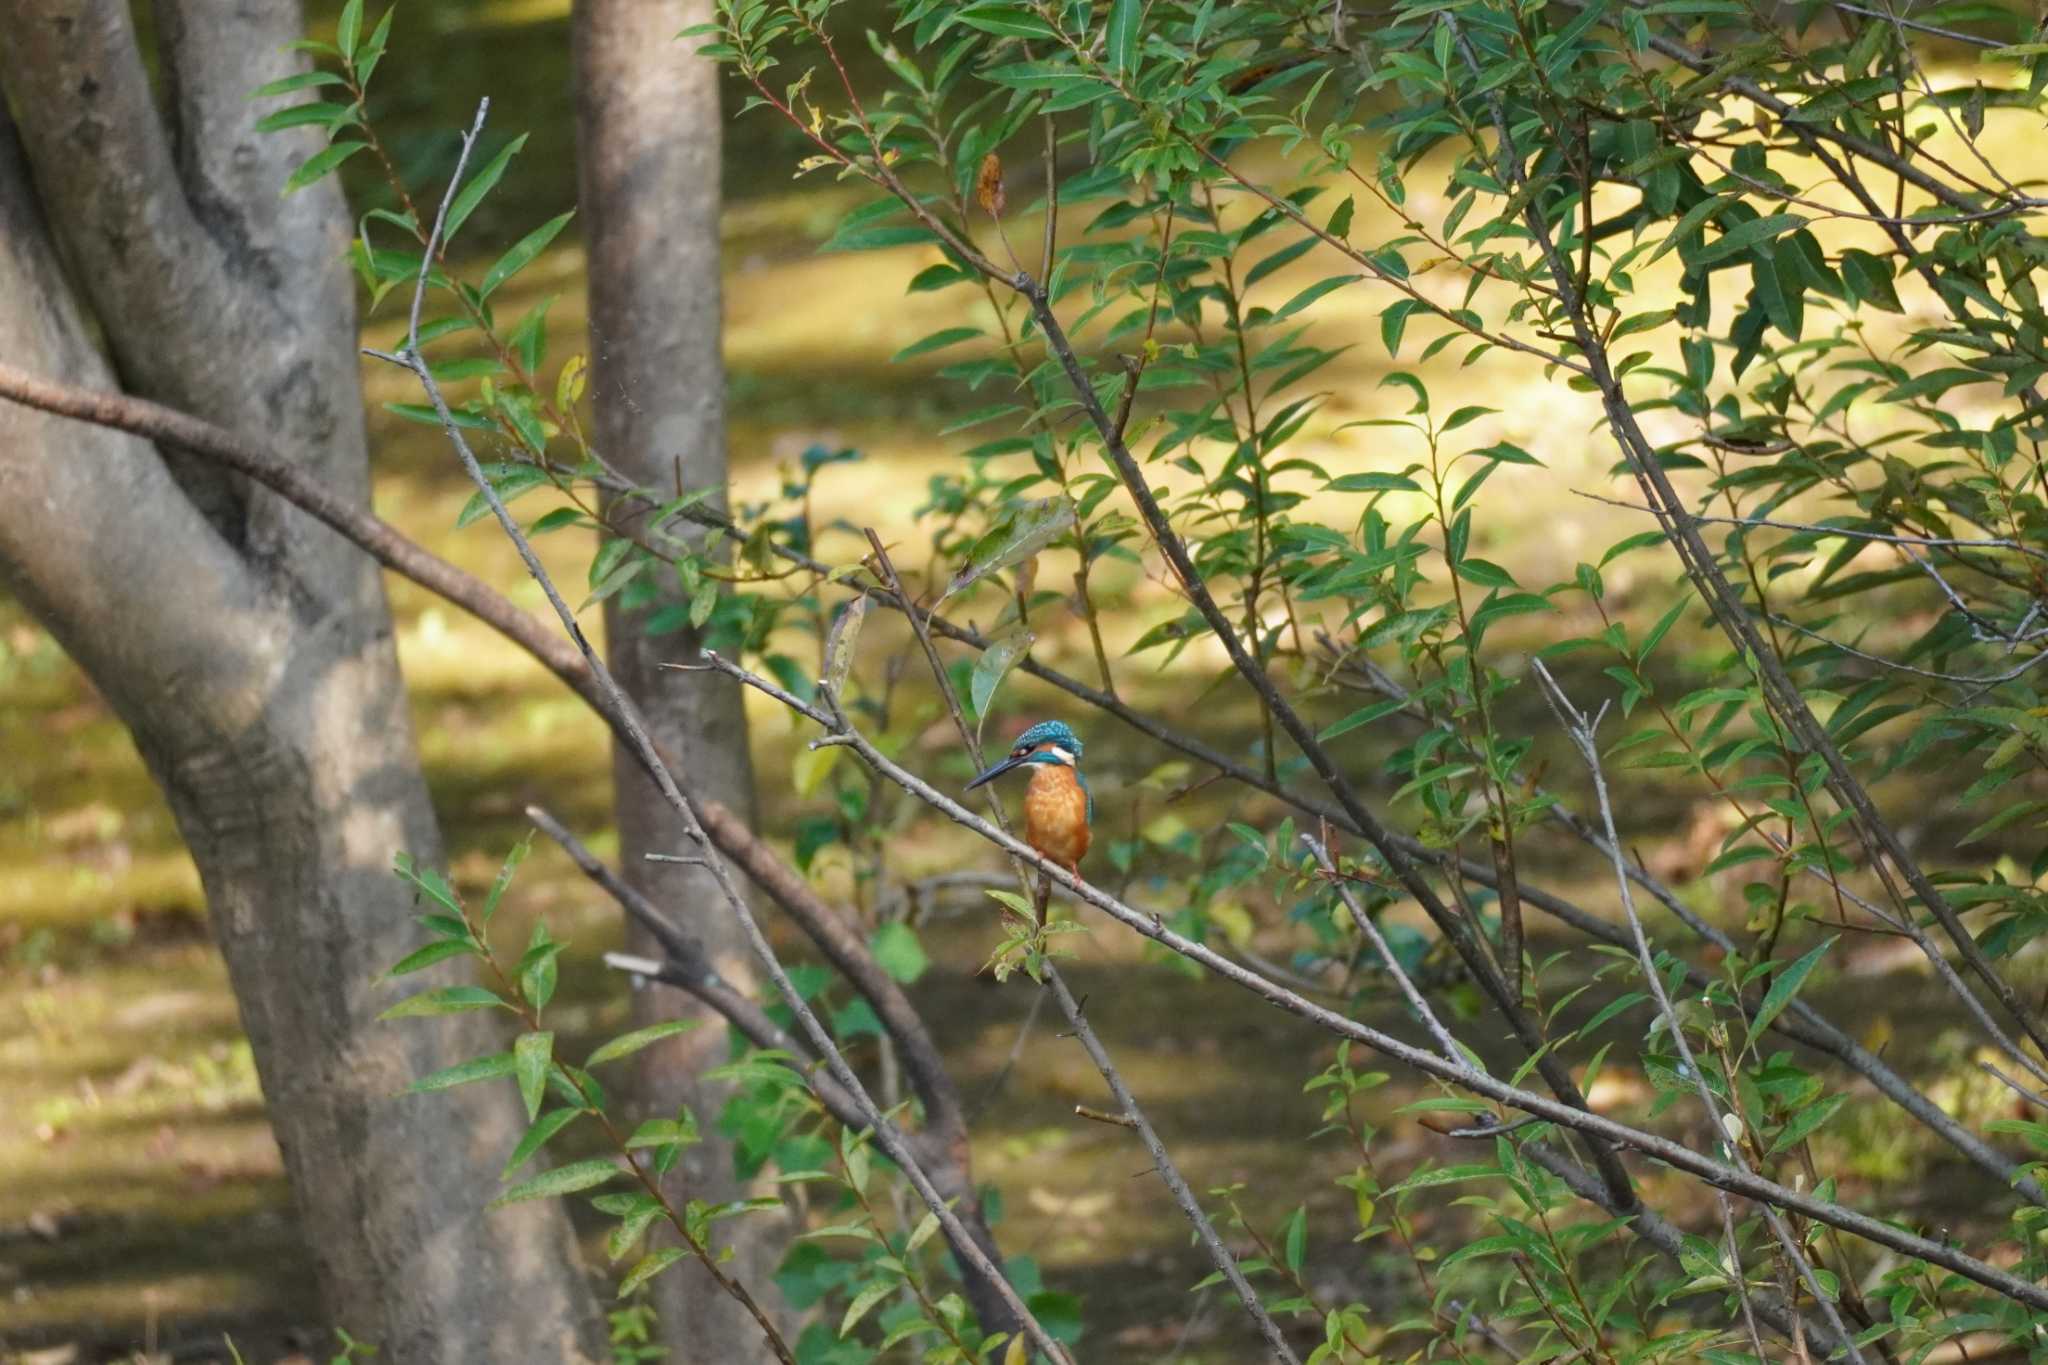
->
1024;764;1090;870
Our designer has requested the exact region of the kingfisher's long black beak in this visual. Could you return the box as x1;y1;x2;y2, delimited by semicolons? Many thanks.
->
965;753;1025;791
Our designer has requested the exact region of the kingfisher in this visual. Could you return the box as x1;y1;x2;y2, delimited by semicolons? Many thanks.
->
965;719;1091;878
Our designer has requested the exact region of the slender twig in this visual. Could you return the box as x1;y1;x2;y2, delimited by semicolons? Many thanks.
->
1456;12;2048;1065
370;99;1070;1365
862;529;1300;1364
1530;660;1855;1365
1300;834;1464;1062
703;647;2048;1312
1573;493;2048;566
10;351;2033;1202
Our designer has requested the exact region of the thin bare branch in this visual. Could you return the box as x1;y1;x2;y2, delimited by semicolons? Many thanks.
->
371;99;1068;1365
704;647;2048;1312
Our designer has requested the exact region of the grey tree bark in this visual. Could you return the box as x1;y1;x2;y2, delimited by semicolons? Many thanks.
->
573;2;790;1358
0;4;602;1359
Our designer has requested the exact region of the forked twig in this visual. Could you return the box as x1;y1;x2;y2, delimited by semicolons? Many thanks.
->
367;98;1071;1365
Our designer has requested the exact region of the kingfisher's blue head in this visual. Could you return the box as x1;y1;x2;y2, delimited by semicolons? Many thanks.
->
965;719;1084;791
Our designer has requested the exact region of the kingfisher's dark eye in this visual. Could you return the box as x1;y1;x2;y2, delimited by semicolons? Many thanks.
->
1013;746;1030;758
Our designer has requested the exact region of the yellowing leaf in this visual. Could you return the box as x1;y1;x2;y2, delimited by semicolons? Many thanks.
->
794;742;842;797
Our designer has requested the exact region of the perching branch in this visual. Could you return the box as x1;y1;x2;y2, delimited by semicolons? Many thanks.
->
7;321;2034;1209
858;528;1300;1364
1530;659;1859;1365
699;645;2048;1313
369;98;1072;1365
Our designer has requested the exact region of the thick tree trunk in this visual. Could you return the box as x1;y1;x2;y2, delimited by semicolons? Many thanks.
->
0;5;602;1358
574;2;789;1358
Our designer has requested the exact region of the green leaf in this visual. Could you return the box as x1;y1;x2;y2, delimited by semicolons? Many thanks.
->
480;211;574;298
386;939;474;976
1380;299;1419;357
1267;274;1360;323
970;627;1034;738
457;464;554;529
249;71;347;99
1647;193;1729;264
892;327;982;363
840;1279;896;1337
515;1031;554;1121
503;1107;583;1179
618;1247;689;1297
493;1157;622;1207
939;496;1074;604
872;921;930;985
282;141;366;195
1752;246;1803;339
625;1114;701;1149
336;0;363;60
587;1018;703;1068
482;833;532;924
1327;472;1421;494
958;4;1058;36
446;133;530;244
1749;937;1834;1038
1319;696;1409;741
404;1050;516;1095
1637;597;1686;661
1453;557;1518;589
253;102;356;133
1281;1205;1307;1274
1690;213;1805;266
1107;0;1142;73
379;985;506;1020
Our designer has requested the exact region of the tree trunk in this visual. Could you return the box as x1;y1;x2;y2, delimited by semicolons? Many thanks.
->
0;5;602;1359
574;2;790;1358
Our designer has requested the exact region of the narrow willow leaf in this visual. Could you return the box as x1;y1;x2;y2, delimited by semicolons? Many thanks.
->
336;0;363;59
1749;936;1835;1038
248;70;346;99
618;1247;689;1296
379;985;505;1020
282;141;366;196
502;1107;583;1179
480;211;575;298
821;594;869;701
254;102;356;134
939;497;1074;605
404;1050;515;1095
892;326;981;363
492;1157;622;1208
445;133;530;243
1690;212;1805;266
1282;1205;1307;1273
515;1031;554;1121
1107;0;1141;73
970;627;1034;740
481;832;533;923
385;939;474;977
840;1279;895;1337
587;1018;703;1068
